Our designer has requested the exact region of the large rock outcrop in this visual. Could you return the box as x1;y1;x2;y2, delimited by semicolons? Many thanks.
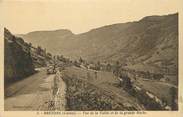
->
4;28;35;84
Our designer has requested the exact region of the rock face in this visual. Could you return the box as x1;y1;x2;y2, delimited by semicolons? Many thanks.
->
4;28;35;84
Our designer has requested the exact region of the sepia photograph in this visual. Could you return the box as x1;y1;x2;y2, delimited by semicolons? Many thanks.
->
0;0;182;114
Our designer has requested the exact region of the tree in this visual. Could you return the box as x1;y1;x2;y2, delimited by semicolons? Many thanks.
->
153;73;164;80
146;71;151;79
106;63;111;71
116;61;120;66
47;52;52;57
43;48;47;56
169;87;178;110
96;61;101;70
74;60;80;67
57;55;60;61
79;57;84;64
161;96;168;106
122;75;132;90
60;55;64;61
113;61;121;76
36;46;43;55
28;42;32;47
94;71;97;79
53;55;56;60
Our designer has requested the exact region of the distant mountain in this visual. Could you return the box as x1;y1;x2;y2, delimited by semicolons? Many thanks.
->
18;29;74;52
19;13;178;76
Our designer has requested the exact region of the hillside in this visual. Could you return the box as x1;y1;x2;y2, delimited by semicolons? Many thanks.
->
19;13;178;77
4;28;35;84
4;28;54;86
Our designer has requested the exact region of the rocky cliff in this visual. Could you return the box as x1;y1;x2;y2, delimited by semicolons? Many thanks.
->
4;28;35;84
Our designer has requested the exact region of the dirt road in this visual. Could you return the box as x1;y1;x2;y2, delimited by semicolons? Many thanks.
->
4;70;66;111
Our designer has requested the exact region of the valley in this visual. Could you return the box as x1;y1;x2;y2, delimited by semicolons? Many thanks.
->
4;13;178;111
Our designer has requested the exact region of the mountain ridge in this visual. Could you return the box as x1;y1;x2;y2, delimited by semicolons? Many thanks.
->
18;13;177;36
19;13;178;81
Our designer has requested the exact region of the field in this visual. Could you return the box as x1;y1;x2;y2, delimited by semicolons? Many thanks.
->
134;78;177;106
61;66;177;110
62;66;144;110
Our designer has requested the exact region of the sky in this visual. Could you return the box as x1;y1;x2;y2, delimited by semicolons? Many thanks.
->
0;0;180;35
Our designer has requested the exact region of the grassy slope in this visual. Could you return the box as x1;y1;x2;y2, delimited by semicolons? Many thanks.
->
20;14;178;84
62;66;144;110
134;78;177;106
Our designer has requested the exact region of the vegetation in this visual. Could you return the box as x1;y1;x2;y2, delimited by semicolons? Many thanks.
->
4;28;35;84
169;87;178;110
63;75;134;111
